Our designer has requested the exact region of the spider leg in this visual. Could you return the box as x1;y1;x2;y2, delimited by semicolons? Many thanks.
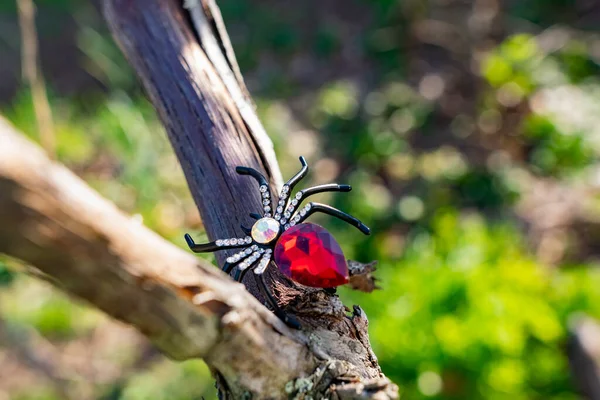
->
301;183;351;198
235;166;269;187
184;234;221;253
236;166;273;216
283;156;308;192
234;251;300;329
233;248;267;281
276;184;352;223
249;213;261;220
292;202;371;235
233;265;251;282
274;156;309;220
240;224;252;235
184;233;250;253
222;247;256;274
256;273;301;329
222;262;236;275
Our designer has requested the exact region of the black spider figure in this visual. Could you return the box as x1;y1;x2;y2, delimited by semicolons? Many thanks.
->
184;156;370;328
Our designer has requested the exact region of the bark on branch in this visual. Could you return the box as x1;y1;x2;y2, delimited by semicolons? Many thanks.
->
0;118;316;397
0;0;398;396
100;0;396;397
0;116;396;398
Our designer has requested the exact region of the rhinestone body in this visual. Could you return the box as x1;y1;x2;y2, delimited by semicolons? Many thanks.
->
251;217;280;244
274;222;349;288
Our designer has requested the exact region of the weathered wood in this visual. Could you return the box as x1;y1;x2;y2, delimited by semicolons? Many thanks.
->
0;118;317;397
101;0;397;397
0;0;399;395
103;0;274;259
0;115;397;397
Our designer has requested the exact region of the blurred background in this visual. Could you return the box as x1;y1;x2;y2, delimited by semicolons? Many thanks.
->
1;0;600;399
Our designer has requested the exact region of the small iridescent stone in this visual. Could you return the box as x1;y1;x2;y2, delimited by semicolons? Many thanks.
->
251;217;280;244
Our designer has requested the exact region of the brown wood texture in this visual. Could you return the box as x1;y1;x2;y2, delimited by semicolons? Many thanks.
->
101;0;396;397
0;111;396;398
0;0;399;395
0;117;317;397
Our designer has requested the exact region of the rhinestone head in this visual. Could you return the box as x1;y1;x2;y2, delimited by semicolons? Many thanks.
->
251;217;281;244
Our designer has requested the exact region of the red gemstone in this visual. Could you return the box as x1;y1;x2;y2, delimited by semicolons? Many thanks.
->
274;223;349;288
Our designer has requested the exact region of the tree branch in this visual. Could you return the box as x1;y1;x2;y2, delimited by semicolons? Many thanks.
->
0;117;316;397
2;0;398;395
0;116;397;397
101;0;396;397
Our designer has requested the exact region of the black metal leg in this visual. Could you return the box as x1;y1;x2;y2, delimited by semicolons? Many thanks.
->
256;274;301;329
221;246;253;280
284;156;308;193
236;166;270;188
292;184;351;213
240;224;252;235
237;167;272;217
184;233;247;253
233;264;252;282
297;203;370;235
184;233;220;253
249;213;261;220
222;262;236;275
300;183;351;199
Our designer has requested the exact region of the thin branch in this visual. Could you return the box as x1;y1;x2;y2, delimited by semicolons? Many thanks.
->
348;260;380;293
17;0;56;157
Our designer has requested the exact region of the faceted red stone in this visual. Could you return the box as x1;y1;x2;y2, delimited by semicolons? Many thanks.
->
274;223;349;288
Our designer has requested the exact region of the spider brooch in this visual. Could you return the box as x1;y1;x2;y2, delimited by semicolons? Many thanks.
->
184;156;370;327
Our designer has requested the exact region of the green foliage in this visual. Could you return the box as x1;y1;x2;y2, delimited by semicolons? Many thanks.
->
343;212;600;399
13;388;63;400
119;360;214;400
0;278;96;339
482;34;539;93
481;33;600;177
452;170;517;210
0;260;15;287
4;0;600;399
523;115;594;175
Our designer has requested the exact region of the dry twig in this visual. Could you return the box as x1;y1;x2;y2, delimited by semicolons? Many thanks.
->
17;0;56;157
